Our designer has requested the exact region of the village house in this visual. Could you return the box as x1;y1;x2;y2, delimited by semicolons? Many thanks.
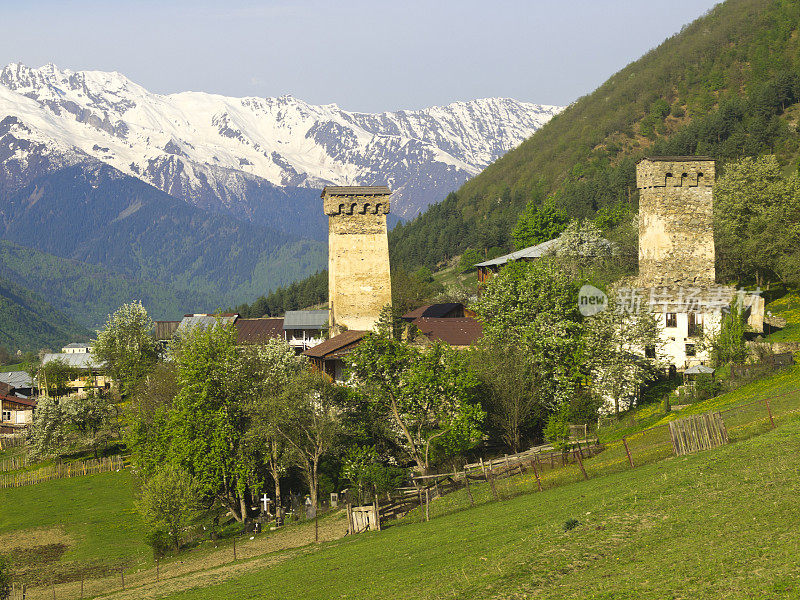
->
40;347;109;396
635;157;764;371
283;310;328;352
401;302;476;322
0;381;36;434
474;237;562;283
303;330;369;383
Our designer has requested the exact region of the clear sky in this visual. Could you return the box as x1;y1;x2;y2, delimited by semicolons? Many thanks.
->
0;0;721;112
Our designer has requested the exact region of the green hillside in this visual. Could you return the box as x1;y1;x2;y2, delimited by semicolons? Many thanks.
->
0;274;88;351
0;240;219;327
138;414;800;600
390;0;800;270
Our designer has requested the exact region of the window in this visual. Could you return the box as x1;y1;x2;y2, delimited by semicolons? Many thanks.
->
645;345;656;358
666;313;677;328
688;313;702;337
1;410;10;422
685;343;696;357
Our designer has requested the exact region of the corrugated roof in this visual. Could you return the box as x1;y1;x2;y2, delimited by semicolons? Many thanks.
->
321;186;392;197
685;364;715;374
64;342;91;348
412;317;483;347
474;237;561;268
0;371;33;388
283;310;329;330
402;303;465;320
303;330;368;359
177;314;237;332
236;318;285;344
41;352;104;369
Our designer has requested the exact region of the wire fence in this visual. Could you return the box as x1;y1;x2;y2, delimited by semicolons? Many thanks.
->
0;455;126;489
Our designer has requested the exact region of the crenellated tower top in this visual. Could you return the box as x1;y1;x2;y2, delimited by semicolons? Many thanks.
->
322;186;392;216
636;156;715;189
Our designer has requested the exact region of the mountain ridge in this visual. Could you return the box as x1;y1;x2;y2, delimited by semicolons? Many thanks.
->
0;62;563;219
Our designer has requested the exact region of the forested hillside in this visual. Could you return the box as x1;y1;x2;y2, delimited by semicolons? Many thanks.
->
390;0;800;270
0;275;88;351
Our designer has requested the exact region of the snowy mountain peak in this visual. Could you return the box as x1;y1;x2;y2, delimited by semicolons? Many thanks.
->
0;62;564;218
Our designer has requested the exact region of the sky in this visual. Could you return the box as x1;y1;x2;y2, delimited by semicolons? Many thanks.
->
0;0;722;112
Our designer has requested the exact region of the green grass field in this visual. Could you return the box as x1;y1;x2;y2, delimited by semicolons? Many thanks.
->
765;288;800;342
149;415;800;600
0;470;149;584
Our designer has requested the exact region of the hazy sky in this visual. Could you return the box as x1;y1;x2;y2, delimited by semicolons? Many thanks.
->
0;0;721;112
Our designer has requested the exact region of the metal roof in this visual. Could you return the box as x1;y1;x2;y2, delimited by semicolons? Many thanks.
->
321;186;392;197
63;342;91;348
236;318;285;344
684;364;715;375
283;310;329;330
303;330;368;359
0;371;33;388
474;237;561;268
177;314;237;332
41;352;104;370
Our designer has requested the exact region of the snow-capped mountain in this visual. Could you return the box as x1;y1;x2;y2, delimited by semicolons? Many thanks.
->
0;63;563;218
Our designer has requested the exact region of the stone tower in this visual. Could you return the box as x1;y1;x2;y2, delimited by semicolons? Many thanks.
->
323;186;393;334
635;157;716;286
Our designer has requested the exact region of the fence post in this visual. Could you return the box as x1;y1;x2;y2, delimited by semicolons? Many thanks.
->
531;458;543;492
488;470;499;501
504;454;511;472
574;448;589;480
479;457;486;479
346;499;354;534
622;436;634;468
463;468;474;506
765;399;775;429
373;494;381;531
424;487;430;522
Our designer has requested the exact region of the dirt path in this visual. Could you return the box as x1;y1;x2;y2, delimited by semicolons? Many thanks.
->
23;511;349;600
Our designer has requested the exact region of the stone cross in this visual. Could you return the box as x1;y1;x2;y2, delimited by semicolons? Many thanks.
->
261;494;270;513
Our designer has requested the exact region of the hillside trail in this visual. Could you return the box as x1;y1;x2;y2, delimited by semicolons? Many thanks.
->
26;511;350;600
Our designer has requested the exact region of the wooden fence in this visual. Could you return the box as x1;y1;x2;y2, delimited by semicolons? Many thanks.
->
346;442;605;532
0;455;126;489
0;435;26;451
668;412;729;456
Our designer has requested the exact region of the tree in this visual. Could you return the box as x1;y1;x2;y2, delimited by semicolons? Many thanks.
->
36;358;80;398
61;392;115;458
714;156;800;286
347;336;485;474
472;260;584;410
28;395;65;459
706;299;749;367
583;298;664;415
511;198;569;250
167;321;252;522
274;371;344;513
137;465;200;551
459;248;484;273
469;342;547;452
94;302;160;398
549;219;615;280
241;338;306;515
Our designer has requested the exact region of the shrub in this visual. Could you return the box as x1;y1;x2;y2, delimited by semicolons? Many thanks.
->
563;518;580;532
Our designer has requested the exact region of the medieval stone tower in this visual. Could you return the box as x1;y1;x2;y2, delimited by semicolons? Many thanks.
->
635;157;716;286
323;186;393;334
